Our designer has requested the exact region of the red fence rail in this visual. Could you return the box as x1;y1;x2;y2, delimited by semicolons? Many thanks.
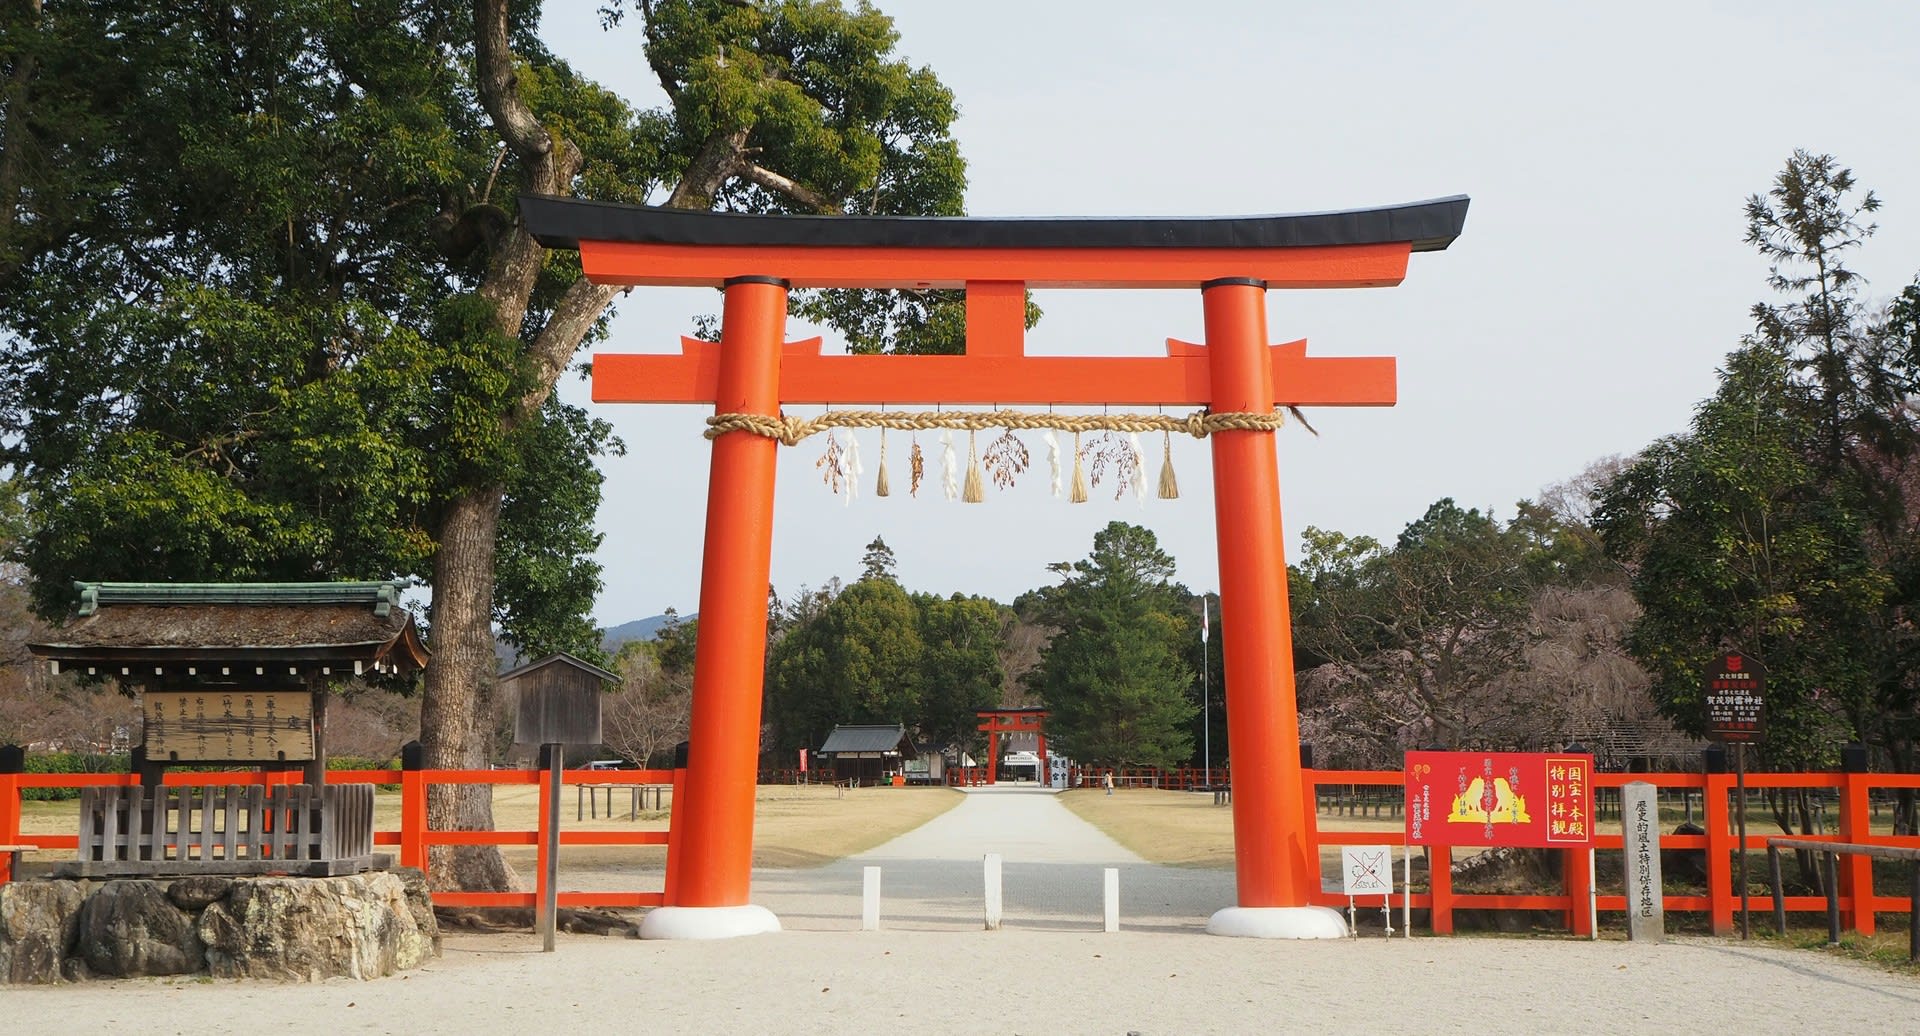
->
0;766;679;913
1306;769;1920;936
10;763;1920;937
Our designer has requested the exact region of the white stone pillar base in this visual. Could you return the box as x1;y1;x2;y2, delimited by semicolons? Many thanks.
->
639;905;782;940
1206;905;1348;939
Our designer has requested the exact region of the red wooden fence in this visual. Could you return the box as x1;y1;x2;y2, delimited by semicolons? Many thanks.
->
0;766;679;913
7;765;1919;937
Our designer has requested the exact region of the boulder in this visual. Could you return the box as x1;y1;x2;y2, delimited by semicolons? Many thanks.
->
200;873;437;980
76;879;204;978
0;880;85;984
167;876;234;912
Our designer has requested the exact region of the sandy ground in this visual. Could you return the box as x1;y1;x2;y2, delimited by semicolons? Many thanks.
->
12;786;1920;1034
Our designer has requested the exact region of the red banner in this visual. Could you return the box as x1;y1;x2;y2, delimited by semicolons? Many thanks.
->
1405;751;1594;848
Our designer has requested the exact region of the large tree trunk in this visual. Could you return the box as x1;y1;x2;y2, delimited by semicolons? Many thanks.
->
419;485;518;893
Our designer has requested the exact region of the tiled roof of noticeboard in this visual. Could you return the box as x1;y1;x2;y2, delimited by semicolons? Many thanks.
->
26;581;428;672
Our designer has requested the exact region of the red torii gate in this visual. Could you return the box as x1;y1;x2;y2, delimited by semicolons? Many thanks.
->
976;707;1049;785
523;194;1468;939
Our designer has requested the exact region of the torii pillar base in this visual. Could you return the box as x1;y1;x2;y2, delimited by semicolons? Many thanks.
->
1206;906;1347;939
639;905;782;941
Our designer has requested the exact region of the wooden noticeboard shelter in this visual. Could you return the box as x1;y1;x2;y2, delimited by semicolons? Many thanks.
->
28;581;429;785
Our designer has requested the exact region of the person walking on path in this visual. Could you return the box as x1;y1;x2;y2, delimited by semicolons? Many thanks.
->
1104;772;1114;795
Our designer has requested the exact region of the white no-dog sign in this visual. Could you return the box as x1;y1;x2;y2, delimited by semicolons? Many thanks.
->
1341;845;1394;896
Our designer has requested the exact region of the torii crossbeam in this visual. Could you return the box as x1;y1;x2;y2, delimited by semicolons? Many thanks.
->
523;194;1468;940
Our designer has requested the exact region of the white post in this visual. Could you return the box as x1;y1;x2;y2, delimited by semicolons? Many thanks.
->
1589;846;1600;941
862;865;882;931
1403;845;1413;938
1346;896;1356;937
983;852;1003;930
1103;867;1120;933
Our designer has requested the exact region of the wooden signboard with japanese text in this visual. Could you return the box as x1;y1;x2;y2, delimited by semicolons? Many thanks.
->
1405;751;1595;848
1704;652;1766;743
142;690;315;762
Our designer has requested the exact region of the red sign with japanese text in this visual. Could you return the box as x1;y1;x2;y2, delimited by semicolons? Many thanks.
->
1404;751;1595;848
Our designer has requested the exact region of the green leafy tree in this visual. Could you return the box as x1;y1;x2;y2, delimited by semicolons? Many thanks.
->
767;577;925;752
913;592;1004;754
1599;154;1914;795
1;1;969;892
1025;522;1195;769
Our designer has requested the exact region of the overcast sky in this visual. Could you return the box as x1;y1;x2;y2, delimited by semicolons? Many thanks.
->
540;2;1920;625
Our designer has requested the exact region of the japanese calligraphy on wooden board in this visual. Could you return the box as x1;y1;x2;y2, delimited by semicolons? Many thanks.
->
142;690;315;762
1703;652;1766;743
1404;751;1595;848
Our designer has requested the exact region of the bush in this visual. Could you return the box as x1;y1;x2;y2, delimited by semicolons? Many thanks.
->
21;752;131;800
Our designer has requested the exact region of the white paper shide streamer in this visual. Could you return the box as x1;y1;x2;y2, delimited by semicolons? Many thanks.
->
1044;429;1062;498
940;430;959;501
841;430;862;506
1128;432;1148;505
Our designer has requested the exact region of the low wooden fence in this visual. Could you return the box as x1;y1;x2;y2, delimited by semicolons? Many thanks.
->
0;765;680;913
70;782;375;877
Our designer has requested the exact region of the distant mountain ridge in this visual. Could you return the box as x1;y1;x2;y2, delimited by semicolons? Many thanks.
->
494;613;686;670
602;613;686;651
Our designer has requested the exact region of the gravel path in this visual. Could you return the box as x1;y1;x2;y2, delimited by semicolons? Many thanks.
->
13;785;1920;1033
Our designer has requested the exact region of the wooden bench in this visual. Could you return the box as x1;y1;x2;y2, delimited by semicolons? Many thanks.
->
0;844;36;882
1766;837;1920;960
55;783;378;878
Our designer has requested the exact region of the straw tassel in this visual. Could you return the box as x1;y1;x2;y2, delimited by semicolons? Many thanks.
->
1157;431;1179;499
962;430;986;503
876;428;891;497
1069;431;1089;503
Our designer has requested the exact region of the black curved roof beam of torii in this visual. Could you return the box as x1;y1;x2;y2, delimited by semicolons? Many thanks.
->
517;194;1469;290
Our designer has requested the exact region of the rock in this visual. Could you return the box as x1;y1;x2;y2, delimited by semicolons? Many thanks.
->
76;880;204;978
167;876;233;912
0;880;85;984
201;873;438;981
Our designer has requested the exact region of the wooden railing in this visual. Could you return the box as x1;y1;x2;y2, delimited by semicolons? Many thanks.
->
0;765;680;913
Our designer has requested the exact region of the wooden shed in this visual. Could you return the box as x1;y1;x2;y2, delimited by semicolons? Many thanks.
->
503;652;617;763
819;724;916;787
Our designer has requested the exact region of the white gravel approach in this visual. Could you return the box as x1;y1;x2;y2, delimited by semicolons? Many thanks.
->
13;785;1920;1034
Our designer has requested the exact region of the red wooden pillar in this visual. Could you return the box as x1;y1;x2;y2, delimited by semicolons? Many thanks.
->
1037;731;1049;785
1202;278;1314;909
1429;846;1454;934
671;277;788;911
1839;770;1875;935
1705;772;1734;936
986;730;1000;784
0;769;19;883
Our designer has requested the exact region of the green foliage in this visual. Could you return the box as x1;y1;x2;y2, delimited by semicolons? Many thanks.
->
768;577;925;751
1597;152;1920;773
1024;523;1195;769
912;592;1004;754
19;752;130;801
1597;344;1885;767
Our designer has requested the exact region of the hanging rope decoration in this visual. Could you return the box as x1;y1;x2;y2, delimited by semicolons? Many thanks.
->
712;407;1310;502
